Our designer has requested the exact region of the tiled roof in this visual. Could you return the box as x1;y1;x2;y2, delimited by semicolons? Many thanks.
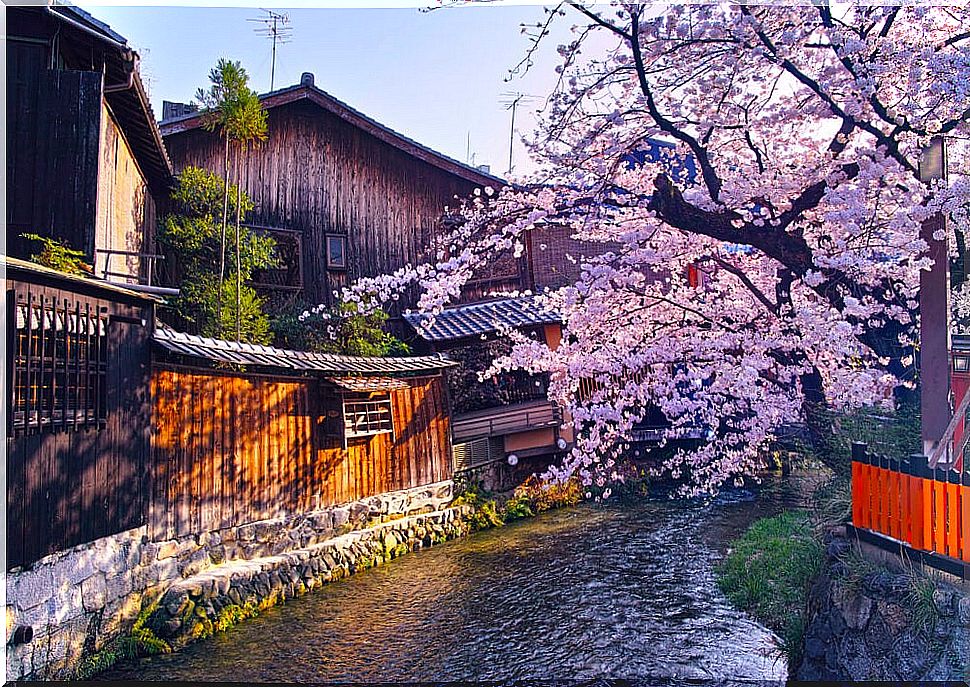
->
403;296;561;342
159;82;504;189
326;377;409;392
153;328;456;375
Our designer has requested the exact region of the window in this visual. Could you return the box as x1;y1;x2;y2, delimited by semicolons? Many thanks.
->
10;292;108;433
326;234;347;269
343;395;394;439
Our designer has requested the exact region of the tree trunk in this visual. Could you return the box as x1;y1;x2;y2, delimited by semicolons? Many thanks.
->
218;135;230;338
798;367;845;476
235;147;242;342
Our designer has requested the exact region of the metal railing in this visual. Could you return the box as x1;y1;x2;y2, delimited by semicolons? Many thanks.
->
95;248;166;287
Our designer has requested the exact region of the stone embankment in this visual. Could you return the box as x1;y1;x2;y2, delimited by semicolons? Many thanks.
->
150;507;470;647
797;530;970;681
5;481;462;680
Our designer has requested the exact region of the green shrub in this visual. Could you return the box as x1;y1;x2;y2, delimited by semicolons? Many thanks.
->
454;485;505;530
511;474;582;513
270;299;409;356
21;233;93;276
502;494;534;521
160;166;277;343
716;511;824;666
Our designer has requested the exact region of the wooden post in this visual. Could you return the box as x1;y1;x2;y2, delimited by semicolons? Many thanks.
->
961;470;970;562
919;136;951;459
909;454;927;549
851;442;866;528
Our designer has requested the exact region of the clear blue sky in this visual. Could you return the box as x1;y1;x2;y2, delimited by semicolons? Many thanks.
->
76;2;587;178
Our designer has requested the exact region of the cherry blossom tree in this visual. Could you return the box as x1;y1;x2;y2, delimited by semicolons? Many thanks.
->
336;2;970;494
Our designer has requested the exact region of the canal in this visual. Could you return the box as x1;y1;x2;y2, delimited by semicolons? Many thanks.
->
105;471;819;682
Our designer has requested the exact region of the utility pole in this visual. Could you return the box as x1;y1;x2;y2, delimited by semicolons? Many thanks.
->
500;92;537;177
248;9;291;92
920;136;951;463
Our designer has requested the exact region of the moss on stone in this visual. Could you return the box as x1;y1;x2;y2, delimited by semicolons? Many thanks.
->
74;599;172;680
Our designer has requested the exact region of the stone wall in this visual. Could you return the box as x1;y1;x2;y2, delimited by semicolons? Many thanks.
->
150;507;470;649
797;532;970;681
5;481;457;681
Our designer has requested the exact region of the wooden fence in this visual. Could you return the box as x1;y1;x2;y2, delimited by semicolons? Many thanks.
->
150;366;453;540
851;442;970;574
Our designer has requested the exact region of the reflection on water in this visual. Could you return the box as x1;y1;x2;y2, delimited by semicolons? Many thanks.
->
105;470;819;683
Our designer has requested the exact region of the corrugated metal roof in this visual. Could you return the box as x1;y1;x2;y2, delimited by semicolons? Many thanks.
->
403;296;561;342
154;328;456;375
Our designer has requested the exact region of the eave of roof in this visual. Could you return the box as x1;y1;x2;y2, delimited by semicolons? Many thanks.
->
44;2;174;193
159;83;505;189
404;295;561;343
5;257;163;303
154;327;457;376
104;71;175;195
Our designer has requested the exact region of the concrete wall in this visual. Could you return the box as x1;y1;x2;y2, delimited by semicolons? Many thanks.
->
5;481;458;680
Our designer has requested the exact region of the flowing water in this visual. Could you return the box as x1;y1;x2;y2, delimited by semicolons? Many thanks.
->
105;470;820;683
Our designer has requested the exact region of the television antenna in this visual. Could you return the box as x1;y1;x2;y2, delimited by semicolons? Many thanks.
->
499;92;538;176
248;9;292;92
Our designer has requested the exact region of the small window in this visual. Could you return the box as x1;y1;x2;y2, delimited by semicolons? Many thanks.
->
343;395;394;439
10;293;109;434
326;235;347;269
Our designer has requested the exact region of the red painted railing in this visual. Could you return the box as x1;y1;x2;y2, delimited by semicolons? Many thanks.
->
851;442;970;567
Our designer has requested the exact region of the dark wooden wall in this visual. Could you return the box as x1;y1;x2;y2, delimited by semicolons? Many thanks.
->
150;367;453;540
5;273;153;570
7;42;103;261
163;99;522;309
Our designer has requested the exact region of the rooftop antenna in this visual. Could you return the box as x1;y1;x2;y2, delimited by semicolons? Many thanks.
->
248;9;292;92
499;91;538;176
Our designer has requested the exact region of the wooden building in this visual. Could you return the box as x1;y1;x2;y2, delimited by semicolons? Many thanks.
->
404;296;570;474
6;256;457;569
159;73;519;311
6;4;174;287
149;329;457;540
6;258;157;569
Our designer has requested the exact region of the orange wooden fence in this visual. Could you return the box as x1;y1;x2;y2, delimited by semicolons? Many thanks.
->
851;442;970;567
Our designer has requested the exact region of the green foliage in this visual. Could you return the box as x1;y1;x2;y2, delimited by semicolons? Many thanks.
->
21;233;93;276
810;475;853;529
74;601;171;680
798;401;921;475
160;166;277;342
455;477;582;529
716;511;824;666
903;573;939;637
182;278;273;344
502;493;534;521
453;485;505;531
510;474;583;513
196;59;267;149
271;300;410;356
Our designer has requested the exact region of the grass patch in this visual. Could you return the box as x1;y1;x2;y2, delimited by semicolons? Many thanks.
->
716;510;824;666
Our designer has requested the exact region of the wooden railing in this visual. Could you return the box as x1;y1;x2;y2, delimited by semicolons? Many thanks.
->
851;442;970;573
452;399;561;443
